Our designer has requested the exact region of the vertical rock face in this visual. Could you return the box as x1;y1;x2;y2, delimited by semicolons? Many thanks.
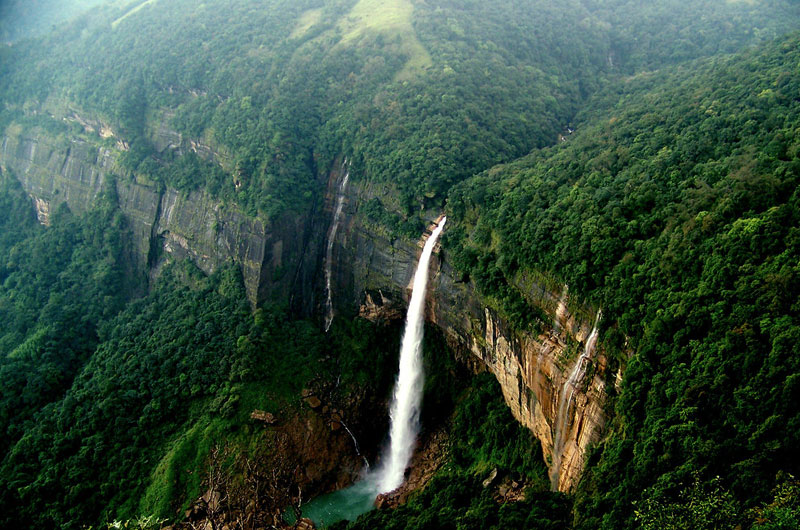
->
1;125;612;491
0;131;320;307
331;179;611;492
434;295;608;493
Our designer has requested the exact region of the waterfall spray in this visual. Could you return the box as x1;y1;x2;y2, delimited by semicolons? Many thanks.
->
550;309;601;490
376;217;446;493
324;161;350;332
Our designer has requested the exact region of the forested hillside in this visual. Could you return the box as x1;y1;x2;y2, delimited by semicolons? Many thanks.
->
2;0;796;221
1;0;799;528
0;181;402;527
447;34;800;529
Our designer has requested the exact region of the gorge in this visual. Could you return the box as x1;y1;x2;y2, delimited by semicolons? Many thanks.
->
0;133;609;494
1;1;799;529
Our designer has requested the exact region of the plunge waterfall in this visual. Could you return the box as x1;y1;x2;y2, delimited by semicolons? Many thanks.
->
299;217;446;526
376;216;446;493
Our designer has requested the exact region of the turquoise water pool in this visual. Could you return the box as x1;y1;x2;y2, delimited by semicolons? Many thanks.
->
298;479;380;528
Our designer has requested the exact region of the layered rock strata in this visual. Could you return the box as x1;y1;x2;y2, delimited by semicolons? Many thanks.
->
332;180;610;492
0;131;322;307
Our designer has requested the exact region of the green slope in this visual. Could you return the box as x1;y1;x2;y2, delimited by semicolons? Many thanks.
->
2;0;796;223
446;33;800;529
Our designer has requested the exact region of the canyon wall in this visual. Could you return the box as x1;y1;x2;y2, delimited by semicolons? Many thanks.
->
0;124;611;491
330;179;611;492
0;130;323;308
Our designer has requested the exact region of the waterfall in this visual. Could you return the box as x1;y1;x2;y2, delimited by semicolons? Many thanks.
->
376;217;446;494
26;141;36;172
550;309;602;490
341;421;370;470
296;218;445;526
324;160;350;332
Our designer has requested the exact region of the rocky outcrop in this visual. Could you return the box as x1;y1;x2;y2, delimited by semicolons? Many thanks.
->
328;179;612;492
0;130;322;307
250;410;277;424
442;302;608;492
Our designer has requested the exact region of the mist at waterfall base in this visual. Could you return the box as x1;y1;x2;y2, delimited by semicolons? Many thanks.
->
297;217;446;527
292;480;379;528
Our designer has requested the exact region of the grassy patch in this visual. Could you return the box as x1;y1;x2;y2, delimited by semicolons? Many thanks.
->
139;416;226;519
291;8;324;38
336;0;432;80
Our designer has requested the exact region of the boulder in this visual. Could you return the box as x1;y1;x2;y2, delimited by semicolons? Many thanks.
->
375;493;392;510
482;468;499;488
296;517;316;529
250;410;277;424
305;396;322;409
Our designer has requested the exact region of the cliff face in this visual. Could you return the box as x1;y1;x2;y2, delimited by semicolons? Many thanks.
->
0;131;322;308
1;122;611;491
433;268;609;492
329;178;611;492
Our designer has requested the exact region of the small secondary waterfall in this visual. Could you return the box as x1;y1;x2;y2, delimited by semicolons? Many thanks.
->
376;217;446;493
324;161;350;332
550;309;602;490
341;421;370;470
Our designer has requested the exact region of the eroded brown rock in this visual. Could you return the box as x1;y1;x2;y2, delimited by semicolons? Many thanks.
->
372;427;449;509
250;410;277;424
296;517;316;530
305;396;322;409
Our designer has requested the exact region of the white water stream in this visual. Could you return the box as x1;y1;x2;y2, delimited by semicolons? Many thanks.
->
297;217;446;527
550;309;602;490
324;161;350;332
375;217;446;493
341;420;370;470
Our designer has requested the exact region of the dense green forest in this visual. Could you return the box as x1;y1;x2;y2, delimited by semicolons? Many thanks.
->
0;175;130;461
2;0;797;220
0;174;402;527
446;33;800;529
2;0;800;528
